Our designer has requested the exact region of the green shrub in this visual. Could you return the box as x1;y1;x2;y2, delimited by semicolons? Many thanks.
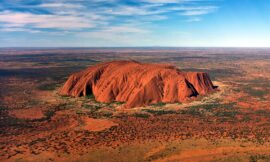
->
133;113;150;118
250;154;270;162
114;101;125;105
144;109;175;115
85;94;94;99
152;102;166;107
215;111;238;118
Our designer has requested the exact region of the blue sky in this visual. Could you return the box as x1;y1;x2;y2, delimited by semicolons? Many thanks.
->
0;0;270;47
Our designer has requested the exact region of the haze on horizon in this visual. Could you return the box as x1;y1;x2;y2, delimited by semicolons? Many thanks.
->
0;0;270;48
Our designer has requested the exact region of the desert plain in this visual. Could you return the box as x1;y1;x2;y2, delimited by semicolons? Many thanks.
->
0;47;270;162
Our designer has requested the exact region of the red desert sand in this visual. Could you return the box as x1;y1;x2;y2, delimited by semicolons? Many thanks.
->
82;117;118;132
59;60;215;108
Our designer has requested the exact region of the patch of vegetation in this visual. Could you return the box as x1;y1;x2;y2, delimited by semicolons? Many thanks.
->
182;102;237;117
255;110;270;117
248;78;270;86
39;103;69;121
0;111;26;127
113;112;129;118
144;109;175;115
215;111;238;118
114;101;125;105
193;102;235;110
242;86;268;98
89;110;114;119
151;102;166;107
240;116;252;122
28;100;40;106
85;94;94;99
189;104;217;110
181;107;202;116
44;110;55;119
83;104;91;109
0;106;29;127
132;113;150;118
83;103;102;112
76;109;85;115
250;154;270;162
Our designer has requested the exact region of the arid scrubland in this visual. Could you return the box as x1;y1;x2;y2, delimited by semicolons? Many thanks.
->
0;48;270;162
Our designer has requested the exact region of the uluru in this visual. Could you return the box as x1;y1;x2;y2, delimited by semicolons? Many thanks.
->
59;60;215;108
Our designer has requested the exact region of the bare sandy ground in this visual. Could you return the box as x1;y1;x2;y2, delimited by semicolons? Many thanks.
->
82;117;118;132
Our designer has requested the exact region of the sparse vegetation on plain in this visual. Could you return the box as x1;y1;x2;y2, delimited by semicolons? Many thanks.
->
0;48;270;161
143;109;175;115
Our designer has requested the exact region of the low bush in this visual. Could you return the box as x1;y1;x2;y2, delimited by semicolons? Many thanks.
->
144;109;175;115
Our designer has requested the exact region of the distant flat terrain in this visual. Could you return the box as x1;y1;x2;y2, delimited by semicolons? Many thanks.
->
0;48;270;162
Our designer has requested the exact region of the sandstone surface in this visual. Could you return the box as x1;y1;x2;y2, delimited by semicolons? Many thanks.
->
59;61;215;108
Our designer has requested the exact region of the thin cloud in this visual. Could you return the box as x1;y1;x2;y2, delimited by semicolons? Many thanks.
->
0;11;95;29
0;27;41;33
180;6;218;16
0;0;219;34
102;26;149;34
38;3;83;9
140;0;201;4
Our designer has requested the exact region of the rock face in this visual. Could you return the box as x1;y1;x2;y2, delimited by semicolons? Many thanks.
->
59;61;215;108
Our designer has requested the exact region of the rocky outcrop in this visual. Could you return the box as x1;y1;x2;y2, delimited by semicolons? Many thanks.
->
59;60;215;108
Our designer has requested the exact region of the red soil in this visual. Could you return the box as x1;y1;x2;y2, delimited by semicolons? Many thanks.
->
8;108;45;120
59;61;214;108
82;117;118;132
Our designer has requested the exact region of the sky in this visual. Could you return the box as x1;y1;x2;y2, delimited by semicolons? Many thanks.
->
0;0;270;47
